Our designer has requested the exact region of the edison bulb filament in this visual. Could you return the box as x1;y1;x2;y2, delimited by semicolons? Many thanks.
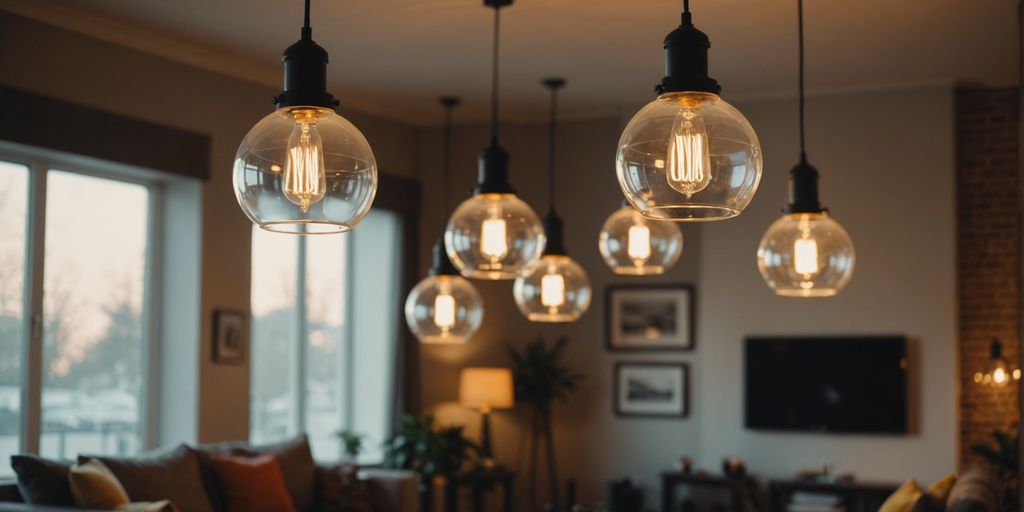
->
282;109;327;212
666;106;712;198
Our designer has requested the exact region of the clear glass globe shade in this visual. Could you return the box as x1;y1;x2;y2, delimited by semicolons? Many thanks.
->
598;205;683;275
757;212;855;297
616;92;762;221
445;193;545;280
513;255;592;323
404;274;484;345
234;107;377;234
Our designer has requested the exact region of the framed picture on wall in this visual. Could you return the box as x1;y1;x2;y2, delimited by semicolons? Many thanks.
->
605;284;695;351
614;362;689;418
213;309;247;364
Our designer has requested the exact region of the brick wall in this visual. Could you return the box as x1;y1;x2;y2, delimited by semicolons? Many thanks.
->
955;86;1021;467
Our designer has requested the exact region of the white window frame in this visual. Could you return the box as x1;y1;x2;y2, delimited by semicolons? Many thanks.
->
0;141;164;456
250;210;403;462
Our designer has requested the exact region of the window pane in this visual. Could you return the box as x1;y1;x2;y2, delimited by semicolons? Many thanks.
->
348;210;402;463
40;170;148;459
0;162;29;476
304;234;347;461
250;226;299;444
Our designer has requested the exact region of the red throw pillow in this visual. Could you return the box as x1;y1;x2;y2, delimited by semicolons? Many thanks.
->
209;454;296;512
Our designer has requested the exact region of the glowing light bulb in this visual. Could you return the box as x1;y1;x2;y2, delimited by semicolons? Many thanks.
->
282;110;327;213
433;293;456;331
480;214;508;261
666;105;712;198
627;224;652;265
540;273;566;308
794;237;819;275
993;367;1008;385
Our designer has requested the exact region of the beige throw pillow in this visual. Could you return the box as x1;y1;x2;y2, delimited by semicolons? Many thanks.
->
69;458;131;509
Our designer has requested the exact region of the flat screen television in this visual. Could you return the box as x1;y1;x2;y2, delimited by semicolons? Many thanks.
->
745;336;908;434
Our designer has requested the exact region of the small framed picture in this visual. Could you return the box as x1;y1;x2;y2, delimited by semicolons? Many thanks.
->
614;362;689;418
213;309;247;364
606;284;695;351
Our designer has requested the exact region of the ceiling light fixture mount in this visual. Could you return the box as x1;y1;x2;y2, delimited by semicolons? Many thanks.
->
756;0;855;297
444;0;545;280
233;0;376;234
513;78;592;323
615;0;762;222
405;96;485;345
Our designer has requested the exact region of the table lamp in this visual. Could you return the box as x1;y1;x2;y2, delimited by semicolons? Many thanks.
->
459;367;514;467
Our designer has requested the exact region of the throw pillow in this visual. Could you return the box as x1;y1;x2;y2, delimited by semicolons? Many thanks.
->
231;435;316;511
82;444;215;512
69;458;130;509
927;474;957;502
115;501;178;512
10;454;75;506
209;453;296;512
879;479;924;512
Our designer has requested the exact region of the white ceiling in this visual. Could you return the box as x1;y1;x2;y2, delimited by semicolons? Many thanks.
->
3;0;1020;125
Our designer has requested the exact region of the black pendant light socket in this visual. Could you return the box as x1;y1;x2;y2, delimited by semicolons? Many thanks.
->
474;143;515;194
991;338;1004;359
656;2;721;95
542;212;566;256
429;239;460;276
273;0;338;109
784;157;824;214
473;0;515;195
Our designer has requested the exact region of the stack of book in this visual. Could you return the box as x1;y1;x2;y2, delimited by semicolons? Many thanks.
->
787;492;845;512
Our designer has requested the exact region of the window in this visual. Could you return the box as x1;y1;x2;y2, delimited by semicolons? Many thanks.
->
0;162;28;475
250;210;403;463
0;148;160;475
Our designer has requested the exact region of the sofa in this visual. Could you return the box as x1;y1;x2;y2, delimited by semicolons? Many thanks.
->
0;436;419;512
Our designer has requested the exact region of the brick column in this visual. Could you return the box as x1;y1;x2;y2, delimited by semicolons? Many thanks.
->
955;86;1021;467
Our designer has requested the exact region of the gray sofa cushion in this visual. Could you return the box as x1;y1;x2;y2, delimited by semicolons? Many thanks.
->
81;445;214;512
9;455;74;507
947;466;1001;512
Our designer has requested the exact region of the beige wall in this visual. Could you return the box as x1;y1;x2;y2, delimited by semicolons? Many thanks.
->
696;87;957;483
0;11;420;443
417;86;958;506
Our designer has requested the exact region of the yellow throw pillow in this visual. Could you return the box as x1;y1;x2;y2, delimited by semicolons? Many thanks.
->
115;500;179;512
69;458;131;510
879;479;924;512
927;474;957;501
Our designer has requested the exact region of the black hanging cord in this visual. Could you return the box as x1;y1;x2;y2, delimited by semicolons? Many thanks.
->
544;79;565;214
489;7;502;143
798;0;806;162
302;0;312;39
440;96;459;231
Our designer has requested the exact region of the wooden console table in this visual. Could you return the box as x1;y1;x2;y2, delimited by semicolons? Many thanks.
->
768;479;898;512
661;472;761;512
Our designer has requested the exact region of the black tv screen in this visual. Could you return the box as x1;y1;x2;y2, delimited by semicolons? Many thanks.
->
745;336;908;434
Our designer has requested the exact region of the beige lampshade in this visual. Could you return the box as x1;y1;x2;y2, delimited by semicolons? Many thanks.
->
459;367;514;411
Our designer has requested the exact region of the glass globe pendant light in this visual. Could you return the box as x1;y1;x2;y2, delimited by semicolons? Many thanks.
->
972;338;1022;387
598;200;683;275
513;79;592;323
757;0;855;297
233;0;376;234
405;97;484;345
616;0;762;221
444;0;545;280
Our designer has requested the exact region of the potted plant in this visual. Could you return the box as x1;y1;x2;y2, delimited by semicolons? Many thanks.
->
336;430;365;466
508;336;584;511
970;426;1020;510
383;414;479;511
